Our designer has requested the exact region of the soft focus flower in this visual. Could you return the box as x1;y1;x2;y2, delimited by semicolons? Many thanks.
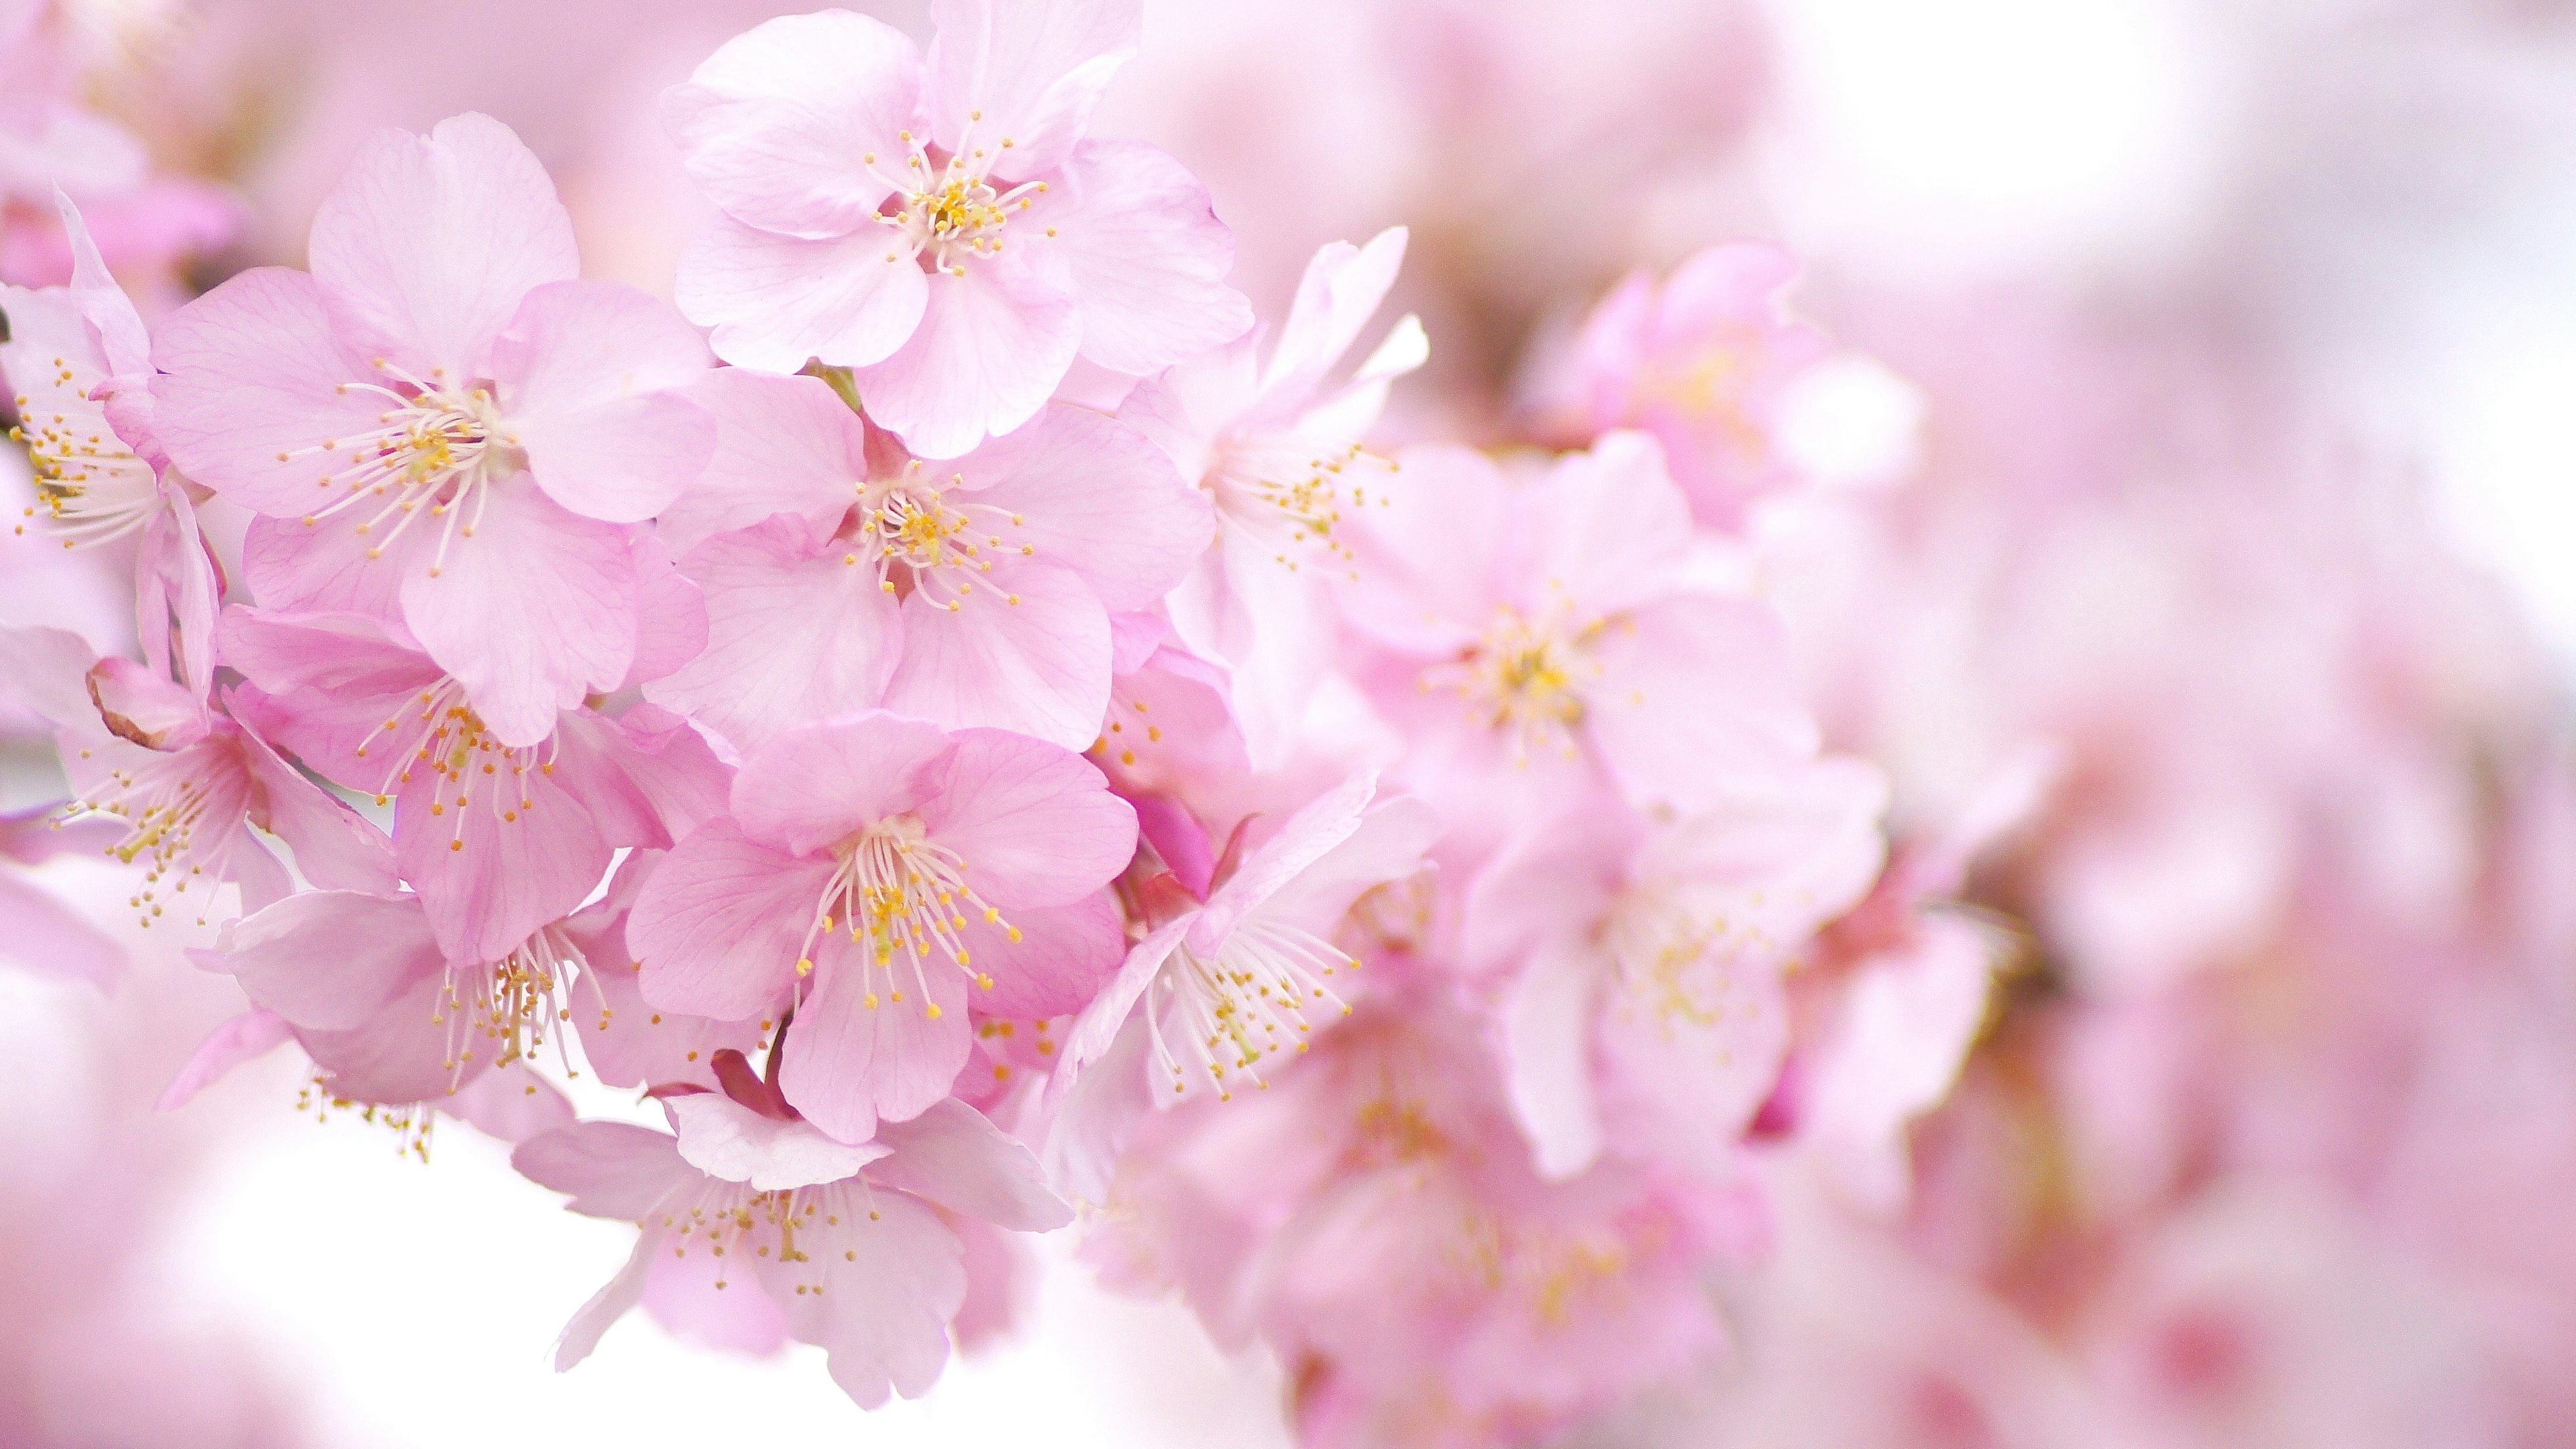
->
517;1068;1071;1407
1120;227;1426;759
666;0;1254;457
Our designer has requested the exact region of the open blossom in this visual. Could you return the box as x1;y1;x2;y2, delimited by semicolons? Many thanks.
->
1058;773;1436;1115
1559;241;1833;529
1120;229;1426;760
1340;431;1819;832
215;851;758;1114
666;0;1253;457
1467;757;1887;1179
2;194;222;692
218;606;726;963
0;623;395;923
1090;984;1749;1449
632;711;1134;1144
649;372;1210;753
516;1071;1071;1407
150;113;716;745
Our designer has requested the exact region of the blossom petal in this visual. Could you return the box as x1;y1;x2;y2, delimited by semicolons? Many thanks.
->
851;250;1077;460
882;557;1109;749
665;10;923;238
781;936;973;1144
665;1091;892;1190
871;1097;1072;1231
308;112;579;381
677;213;928;374
150;266;389;517
917;726;1133;908
1044;140;1250;377
954;405;1212;610
731;711;954;857
1501;933;1608;1179
492;279;715;523
221;889;441;1032
789;1191;963;1408
632;816;835;1022
926;0;1137;178
647;519;904;757
659;370;867;557
398;483;639;749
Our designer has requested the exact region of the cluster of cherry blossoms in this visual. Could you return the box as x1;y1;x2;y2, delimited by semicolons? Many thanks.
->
11;1;2574;1447
0;1;1957;1438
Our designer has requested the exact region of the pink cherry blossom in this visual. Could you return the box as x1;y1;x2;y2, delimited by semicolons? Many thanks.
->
1340;431;1821;834
1045;774;1434;1199
0;802;125;985
0;623;396;924
649;371;1210;753
3;194;222;693
1554;240;1834;529
219;605;726;963
214;853;755;1117
1120;228;1426;758
1089;982;1748;1449
631;710;1136;1144
149;113;715;743
1466;755;1887;1179
515;1074;1069;1407
666;1;1254;458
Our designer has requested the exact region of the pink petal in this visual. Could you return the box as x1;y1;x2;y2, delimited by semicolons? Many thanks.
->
556;704;733;848
780;935;973;1144
665;10;924;239
1044;140;1251;377
574;934;765;1092
926;0;1138;178
676;213;928;374
1595;950;1792;1167
792;1191;963;1408
515;1120;694;1220
851;249;1077;460
1338;444;1510;655
490;279;715;523
551;1236;653;1371
1527;430;1696;616
238;512;409;621
957;887;1123;1019
0;624;101;731
1501;934;1608;1179
157;1007;293;1110
308;112;579;382
396;751;610;966
445;1063;578;1143
1052;914;1187;1097
223;889;442;1031
398;482;639;749
658;370;868;557
641;1223;791;1357
955;405;1212;610
233;721;403;896
1258;227;1409;409
149;266;388;517
622;533;710;690
631;816;834;1022
647;519;904;757
1198;772;1376;940
918;726;1134;908
0;867;124;987
731;711;955;856
871;1097;1071;1231
1585;595;1829;814
665;1091;892;1190
882;557;1110;749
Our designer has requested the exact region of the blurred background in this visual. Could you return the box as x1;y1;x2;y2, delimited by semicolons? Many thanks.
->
5;0;2574;1444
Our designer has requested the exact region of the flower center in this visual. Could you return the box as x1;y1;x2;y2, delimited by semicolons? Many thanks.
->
653;1176;884;1295
795;814;1014;1018
839;462;1033;610
1603;887;1775;1032
431;923;603;1084
356;678;553;849
66;741;233;928
1146;918;1356;1102
862;116;1052;277
290;358;519;577
9;358;158;548
1425;603;1601;764
1212;437;1397;580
